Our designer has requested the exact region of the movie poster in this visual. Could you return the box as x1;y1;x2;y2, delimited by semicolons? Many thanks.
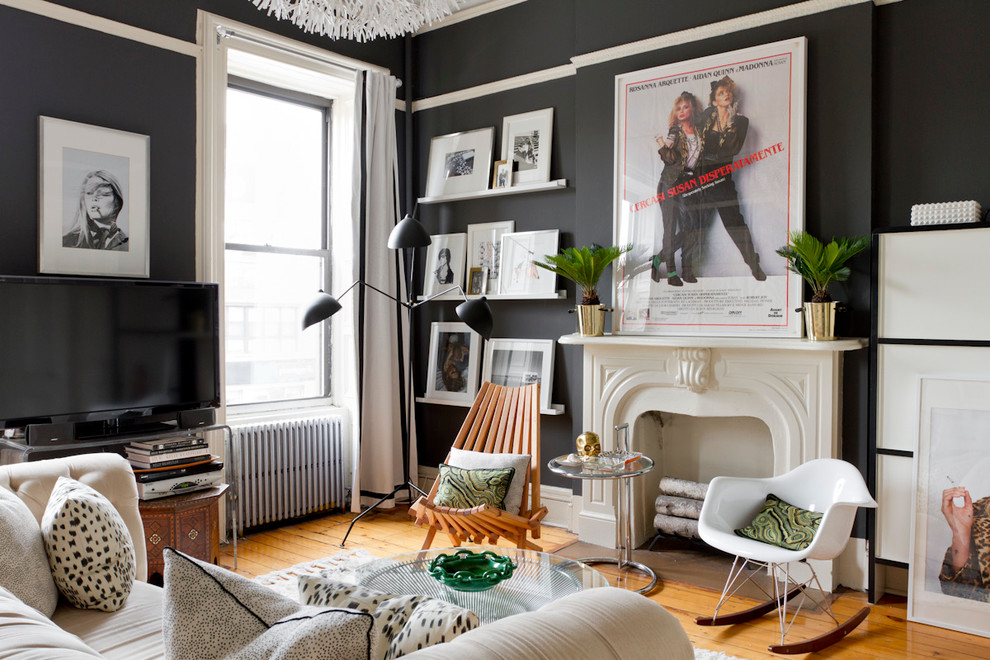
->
613;38;806;337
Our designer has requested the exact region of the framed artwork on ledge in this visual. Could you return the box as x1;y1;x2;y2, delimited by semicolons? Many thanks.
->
483;338;554;412
909;377;990;638
39;116;150;278
612;37;806;337
498;229;559;296
467;221;514;296
501;108;553;186
426;322;480;404
423;232;466;298
425;127;494;198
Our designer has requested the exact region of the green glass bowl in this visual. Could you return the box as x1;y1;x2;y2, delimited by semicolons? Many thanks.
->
426;550;517;592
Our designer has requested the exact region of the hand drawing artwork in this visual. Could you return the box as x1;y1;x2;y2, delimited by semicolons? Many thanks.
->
613;38;806;337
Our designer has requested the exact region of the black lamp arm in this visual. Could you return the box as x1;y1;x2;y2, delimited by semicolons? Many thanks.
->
410;284;471;308
335;280;413;308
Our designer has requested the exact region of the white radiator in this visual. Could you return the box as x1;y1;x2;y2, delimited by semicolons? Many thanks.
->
232;415;345;531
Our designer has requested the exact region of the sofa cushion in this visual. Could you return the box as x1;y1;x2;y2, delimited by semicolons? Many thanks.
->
41;476;136;612
163;548;376;660
734;493;823;551
0;584;104;658
0;484;59;617
298;578;478;659
434;464;514;510
53;581;165;660
447;448;531;514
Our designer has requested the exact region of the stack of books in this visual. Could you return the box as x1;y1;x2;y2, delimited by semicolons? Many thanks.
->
126;436;223;500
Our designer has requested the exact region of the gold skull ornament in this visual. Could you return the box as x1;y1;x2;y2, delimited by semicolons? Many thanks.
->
575;431;601;457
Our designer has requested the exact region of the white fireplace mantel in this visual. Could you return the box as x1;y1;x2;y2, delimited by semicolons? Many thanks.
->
559;332;868;591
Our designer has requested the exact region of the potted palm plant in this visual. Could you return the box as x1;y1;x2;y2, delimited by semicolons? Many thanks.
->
533;244;631;336
775;231;870;340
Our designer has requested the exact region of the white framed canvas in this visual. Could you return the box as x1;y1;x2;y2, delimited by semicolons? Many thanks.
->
423;232;466;298
426;322;481;404
909;377;990;638
483;338;554;411
425;127;494;198
498;229;559;296
39;116;150;277
501;108;553;185
467;221;514;295
613;38;806;337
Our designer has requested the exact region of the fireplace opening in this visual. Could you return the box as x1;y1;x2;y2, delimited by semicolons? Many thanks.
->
631;411;773;548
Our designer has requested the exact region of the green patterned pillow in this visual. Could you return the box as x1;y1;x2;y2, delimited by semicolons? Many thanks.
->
734;493;823;551
433;464;515;510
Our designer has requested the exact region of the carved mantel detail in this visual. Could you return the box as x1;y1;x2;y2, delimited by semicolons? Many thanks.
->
673;347;712;393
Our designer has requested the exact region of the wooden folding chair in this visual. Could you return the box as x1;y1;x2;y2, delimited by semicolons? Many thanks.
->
409;381;548;550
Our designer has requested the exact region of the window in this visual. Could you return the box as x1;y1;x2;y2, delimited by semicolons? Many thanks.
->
223;81;331;407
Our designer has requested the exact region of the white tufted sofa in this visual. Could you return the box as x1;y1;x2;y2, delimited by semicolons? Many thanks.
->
0;453;693;659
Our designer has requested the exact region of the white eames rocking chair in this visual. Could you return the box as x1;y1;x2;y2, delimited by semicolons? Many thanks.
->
695;458;877;654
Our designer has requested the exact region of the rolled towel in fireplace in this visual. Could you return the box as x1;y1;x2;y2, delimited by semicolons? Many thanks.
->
658;476;709;501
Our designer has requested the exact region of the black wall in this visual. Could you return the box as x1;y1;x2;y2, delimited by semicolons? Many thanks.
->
0;1;402;281
408;0;990;508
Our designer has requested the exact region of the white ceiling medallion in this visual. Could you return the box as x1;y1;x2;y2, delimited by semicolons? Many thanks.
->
253;0;463;42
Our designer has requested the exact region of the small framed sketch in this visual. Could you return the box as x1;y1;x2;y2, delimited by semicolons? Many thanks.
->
909;377;990;637
426;322;481;403
501;108;553;185
425;127;494;198
483;338;555;411
467;221;514;295
498;229;559;296
423;233;467;298
39;116;150;277
468;267;485;295
492;160;512;189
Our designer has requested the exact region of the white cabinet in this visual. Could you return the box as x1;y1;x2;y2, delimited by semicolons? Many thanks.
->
872;224;990;599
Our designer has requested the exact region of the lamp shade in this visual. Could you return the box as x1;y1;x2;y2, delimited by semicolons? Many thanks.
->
387;213;432;249
456;297;494;340
302;290;343;330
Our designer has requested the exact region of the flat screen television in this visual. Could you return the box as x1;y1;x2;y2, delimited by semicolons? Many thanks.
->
0;276;220;436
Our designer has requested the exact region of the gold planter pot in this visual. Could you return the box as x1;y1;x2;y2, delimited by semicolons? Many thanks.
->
576;304;607;336
803;301;838;341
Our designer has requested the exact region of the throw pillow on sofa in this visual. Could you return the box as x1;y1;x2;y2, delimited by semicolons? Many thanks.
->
0;485;59;617
299;576;478;660
163;548;376;660
41;476;135;612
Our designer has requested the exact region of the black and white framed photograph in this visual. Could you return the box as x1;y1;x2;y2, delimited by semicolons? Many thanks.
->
426;322;481;404
501;108;553;186
423;232;466;298
613;38;806;337
425;127;494;198
39;116;150;277
467;220;514;295
468;267;485;295
498;229;559;296
492;160;512;189
909;377;990;638
483;338;554;411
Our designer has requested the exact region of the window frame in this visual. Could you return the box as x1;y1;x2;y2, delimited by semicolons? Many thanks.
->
223;76;334;412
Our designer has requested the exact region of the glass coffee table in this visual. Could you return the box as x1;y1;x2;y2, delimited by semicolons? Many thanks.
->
350;547;607;624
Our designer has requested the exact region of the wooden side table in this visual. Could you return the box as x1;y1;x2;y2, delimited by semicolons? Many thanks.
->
139;484;229;586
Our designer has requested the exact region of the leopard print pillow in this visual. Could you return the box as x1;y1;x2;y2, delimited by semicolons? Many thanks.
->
298;577;478;659
41;476;135;612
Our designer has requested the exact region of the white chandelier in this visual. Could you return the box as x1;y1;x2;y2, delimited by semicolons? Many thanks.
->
252;0;462;42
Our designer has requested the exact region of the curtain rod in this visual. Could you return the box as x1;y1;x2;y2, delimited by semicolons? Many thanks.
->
216;26;401;88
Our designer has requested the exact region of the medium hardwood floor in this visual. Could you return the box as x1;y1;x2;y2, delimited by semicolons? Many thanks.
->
219;507;989;659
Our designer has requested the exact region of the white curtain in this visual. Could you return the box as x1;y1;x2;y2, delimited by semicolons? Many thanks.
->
351;70;417;508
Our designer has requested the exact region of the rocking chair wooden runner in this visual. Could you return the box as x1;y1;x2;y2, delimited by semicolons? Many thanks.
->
409;381;548;550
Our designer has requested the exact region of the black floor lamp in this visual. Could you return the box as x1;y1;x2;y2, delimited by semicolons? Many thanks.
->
303;213;494;546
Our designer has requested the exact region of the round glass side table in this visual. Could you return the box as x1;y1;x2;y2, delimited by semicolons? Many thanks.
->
547;454;657;594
